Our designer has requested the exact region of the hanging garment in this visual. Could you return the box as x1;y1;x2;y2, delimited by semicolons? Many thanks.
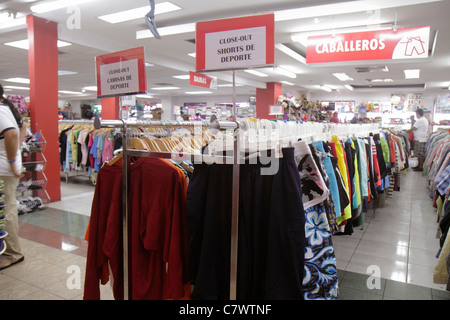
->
84;157;190;300
303;204;338;300
294;140;329;210
187;148;306;300
330;136;352;224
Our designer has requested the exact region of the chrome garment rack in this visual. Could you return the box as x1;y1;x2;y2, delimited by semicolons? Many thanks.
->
94;117;240;300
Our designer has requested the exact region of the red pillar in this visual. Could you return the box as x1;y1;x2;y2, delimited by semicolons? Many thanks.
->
27;15;61;202
101;97;120;120
256;82;282;119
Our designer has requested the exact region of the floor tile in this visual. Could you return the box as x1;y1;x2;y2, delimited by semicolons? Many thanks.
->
346;252;408;283
407;263;448;291
431;289;450;300
355;239;409;263
408;247;439;268
383;279;432;300
337;286;382;300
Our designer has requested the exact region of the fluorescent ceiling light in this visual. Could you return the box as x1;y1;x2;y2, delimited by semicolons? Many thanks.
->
4;39;71;50
0;14;26;30
344;85;354;91
3;85;29;90
369;78;393;83
244;70;268;77
404;69;420;79
217;83;243;87
59;90;83;95
83;86;97;91
3;77;30;84
319;85;332;92
188;52;196;58
185;91;213;95
333;73;354;81
275;0;443;22
136;23;195;39
151;87;180;90
281;81;295;86
145;62;154;67
173;75;190;80
31;0;100;13
136;94;154;99
58;70;78;76
275;43;306;64
273;67;296;79
99;2;181;24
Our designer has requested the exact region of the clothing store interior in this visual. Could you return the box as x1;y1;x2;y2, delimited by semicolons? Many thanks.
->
0;0;449;303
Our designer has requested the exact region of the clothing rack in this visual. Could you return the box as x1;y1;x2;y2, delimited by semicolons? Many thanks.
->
94;117;240;300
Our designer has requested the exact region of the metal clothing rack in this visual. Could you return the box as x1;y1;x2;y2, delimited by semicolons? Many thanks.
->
94;117;240;300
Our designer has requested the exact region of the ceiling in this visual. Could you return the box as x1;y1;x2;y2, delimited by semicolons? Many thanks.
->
1;0;450;102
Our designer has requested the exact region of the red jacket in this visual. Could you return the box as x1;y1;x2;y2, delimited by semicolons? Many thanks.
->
83;157;189;300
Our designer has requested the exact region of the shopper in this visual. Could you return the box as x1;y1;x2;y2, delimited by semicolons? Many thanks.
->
330;112;339;124
176;111;184;122
408;108;429;171
0;84;26;270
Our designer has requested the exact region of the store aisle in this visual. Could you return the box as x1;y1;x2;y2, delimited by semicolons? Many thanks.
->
333;168;449;298
0;171;449;300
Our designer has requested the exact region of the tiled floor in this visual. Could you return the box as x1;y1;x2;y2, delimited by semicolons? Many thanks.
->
0;169;448;300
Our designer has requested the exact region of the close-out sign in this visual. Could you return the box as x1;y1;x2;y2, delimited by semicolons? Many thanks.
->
306;26;430;64
95;47;147;98
196;14;275;72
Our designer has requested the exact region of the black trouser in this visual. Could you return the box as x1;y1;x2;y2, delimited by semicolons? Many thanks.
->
187;148;305;300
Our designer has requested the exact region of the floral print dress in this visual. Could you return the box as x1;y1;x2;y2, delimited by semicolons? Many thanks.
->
294;140;338;300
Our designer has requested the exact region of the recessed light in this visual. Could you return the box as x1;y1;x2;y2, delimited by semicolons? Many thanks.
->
3;77;30;84
59;90;84;95
332;73;354;81
0;14;26;30
82;86;97;91
273;67;296;79
31;0;100;13
275;43;306;64
244;70;268;77
136;23;195;39
185;91;212;95
319;85;332;92
4;39;71;50
150;87;180;90
3;85;29;90
344;85;354;91
404;69;420;79
173;75;190;80
58;70;78;76
99;2;181;24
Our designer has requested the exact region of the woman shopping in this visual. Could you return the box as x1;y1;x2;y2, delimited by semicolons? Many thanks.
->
0;83;27;270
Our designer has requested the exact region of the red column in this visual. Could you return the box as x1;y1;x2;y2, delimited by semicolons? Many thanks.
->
256;82;282;119
101;97;120;120
27;15;61;202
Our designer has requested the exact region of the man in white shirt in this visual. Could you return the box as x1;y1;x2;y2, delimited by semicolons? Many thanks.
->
408;108;429;171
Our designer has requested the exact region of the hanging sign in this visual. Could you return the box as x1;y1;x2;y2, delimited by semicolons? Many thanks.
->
189;71;217;89
269;105;284;115
95;47;147;98
306;26;430;64
196;13;275;72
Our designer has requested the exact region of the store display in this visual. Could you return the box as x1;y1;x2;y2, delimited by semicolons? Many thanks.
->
423;129;450;289
17;130;49;215
59;120;123;184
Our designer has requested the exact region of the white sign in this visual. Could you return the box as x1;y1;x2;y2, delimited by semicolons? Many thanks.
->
121;95;136;106
99;59;140;97
204;26;267;70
